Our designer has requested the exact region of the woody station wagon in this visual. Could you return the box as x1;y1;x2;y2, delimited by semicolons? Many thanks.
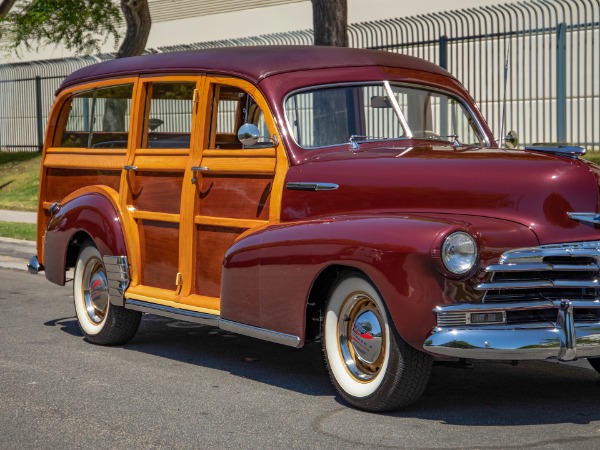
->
29;46;600;411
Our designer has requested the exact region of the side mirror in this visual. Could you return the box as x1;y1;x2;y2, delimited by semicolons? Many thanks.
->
237;123;261;146
505;130;518;149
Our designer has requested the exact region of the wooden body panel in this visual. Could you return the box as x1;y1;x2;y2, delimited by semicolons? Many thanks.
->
131;171;184;215
138;220;180;290
46;169;121;203
196;175;271;220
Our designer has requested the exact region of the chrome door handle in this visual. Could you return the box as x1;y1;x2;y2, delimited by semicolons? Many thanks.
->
191;166;209;184
124;165;138;171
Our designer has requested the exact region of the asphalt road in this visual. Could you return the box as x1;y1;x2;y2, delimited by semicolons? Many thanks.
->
2;267;600;449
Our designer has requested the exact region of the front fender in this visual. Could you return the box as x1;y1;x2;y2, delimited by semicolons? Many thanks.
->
222;214;460;347
44;191;127;286
222;213;539;349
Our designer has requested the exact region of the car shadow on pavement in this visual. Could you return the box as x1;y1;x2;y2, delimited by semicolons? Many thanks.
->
45;312;600;423
46;313;333;397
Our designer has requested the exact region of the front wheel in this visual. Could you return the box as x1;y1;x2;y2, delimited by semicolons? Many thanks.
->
323;272;432;411
74;241;141;345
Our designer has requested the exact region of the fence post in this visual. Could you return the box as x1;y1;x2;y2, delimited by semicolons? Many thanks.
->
556;23;567;143
439;35;448;70
35;76;43;152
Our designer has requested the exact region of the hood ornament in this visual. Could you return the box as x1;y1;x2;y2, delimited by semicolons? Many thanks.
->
567;212;600;225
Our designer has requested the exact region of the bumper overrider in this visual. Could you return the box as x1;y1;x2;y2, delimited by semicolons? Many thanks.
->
424;240;600;361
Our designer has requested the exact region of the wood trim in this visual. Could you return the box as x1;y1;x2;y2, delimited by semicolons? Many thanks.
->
201;148;276;157
130;154;188;171
179;76;209;298
200;156;275;174
125;285;220;314
44;153;127;170
45;147;127;156
194;215;268;229
133;149;189;156
184;293;220;311
131;210;180;223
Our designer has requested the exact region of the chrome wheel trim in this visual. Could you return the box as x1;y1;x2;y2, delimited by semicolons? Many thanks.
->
81;257;109;325
324;276;391;398
338;294;386;382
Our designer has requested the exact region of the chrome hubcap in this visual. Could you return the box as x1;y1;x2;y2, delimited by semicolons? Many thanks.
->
82;258;109;324
338;294;386;382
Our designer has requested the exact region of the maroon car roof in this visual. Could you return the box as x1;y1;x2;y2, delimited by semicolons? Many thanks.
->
59;45;453;92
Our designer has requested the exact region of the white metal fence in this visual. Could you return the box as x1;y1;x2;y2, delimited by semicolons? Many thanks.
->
0;0;598;152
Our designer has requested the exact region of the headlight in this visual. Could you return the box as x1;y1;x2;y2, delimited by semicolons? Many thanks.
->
441;232;477;275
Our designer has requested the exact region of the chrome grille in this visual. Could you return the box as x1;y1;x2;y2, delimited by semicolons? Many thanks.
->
437;311;469;327
476;241;600;303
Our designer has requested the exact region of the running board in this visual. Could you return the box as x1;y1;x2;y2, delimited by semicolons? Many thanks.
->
124;299;301;348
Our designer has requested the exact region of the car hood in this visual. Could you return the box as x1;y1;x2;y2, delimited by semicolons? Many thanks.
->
281;145;600;245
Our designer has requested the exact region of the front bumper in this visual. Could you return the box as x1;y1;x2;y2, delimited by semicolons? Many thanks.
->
423;300;600;361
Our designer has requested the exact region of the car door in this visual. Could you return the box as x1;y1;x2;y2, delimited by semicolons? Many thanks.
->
121;76;203;306
179;76;287;316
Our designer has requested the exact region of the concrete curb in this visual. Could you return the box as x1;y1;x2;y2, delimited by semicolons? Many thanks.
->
0;237;36;272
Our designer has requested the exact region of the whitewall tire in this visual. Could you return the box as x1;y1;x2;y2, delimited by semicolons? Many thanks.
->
74;241;141;345
323;271;433;411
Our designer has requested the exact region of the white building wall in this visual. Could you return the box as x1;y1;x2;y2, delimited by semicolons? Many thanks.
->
2;0;520;63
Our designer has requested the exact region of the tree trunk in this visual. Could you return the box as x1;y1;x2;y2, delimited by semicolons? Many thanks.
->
0;0;17;17
311;0;348;47
117;0;151;58
105;0;151;131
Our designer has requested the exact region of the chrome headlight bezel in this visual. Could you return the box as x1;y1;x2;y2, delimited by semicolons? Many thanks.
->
441;232;478;275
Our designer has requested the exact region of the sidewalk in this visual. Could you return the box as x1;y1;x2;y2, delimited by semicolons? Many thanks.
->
0;209;37;224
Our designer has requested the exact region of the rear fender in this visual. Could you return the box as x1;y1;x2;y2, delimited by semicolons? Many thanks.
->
44;188;128;286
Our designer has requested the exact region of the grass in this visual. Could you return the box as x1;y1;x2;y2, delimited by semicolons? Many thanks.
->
582;152;600;166
0;222;36;241
0;151;41;211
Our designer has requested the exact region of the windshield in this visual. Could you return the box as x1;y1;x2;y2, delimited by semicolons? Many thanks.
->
284;82;486;149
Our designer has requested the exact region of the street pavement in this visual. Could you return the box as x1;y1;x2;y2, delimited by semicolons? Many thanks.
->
1;267;600;449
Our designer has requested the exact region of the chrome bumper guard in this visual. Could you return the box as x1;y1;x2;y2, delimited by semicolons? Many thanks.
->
423;300;600;361
27;256;44;274
102;255;130;307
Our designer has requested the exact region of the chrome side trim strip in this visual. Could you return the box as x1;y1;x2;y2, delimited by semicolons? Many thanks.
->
125;299;219;325
568;212;600;225
286;182;339;191
220;319;301;348
123;299;302;348
103;255;129;307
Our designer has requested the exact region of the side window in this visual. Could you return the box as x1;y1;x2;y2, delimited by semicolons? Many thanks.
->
59;84;133;149
209;84;271;149
141;82;196;149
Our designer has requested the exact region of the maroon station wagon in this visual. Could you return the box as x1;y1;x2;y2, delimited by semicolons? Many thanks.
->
29;46;600;411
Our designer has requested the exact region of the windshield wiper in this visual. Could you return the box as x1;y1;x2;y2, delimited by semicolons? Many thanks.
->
349;135;409;150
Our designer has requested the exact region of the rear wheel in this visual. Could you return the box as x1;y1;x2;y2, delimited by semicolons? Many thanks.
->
323;271;432;411
74;241;141;345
